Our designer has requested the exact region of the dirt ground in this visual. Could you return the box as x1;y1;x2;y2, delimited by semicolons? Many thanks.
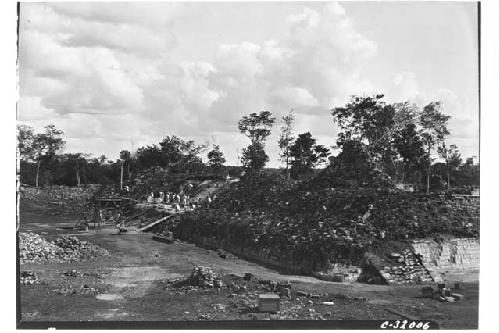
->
18;201;478;329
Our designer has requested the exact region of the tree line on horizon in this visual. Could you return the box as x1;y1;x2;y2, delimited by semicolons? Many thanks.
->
17;94;479;193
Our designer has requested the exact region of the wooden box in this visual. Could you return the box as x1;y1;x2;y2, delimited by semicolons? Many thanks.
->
258;294;280;313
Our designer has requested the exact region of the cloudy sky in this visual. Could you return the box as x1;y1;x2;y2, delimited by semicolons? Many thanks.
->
17;1;479;166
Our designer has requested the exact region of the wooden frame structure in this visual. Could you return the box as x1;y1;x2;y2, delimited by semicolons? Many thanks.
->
92;197;125;229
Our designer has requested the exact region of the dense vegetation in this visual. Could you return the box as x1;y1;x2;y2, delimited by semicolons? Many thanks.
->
17;94;479;193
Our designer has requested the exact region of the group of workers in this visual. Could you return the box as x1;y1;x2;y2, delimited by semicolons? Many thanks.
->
146;190;217;213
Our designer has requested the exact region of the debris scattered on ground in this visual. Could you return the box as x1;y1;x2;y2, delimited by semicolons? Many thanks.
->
54;284;98;296
244;272;255;281
217;249;234;259
419;284;466;302
63;269;83;277
80;284;98;294
20;271;39;285
19;232;109;264
452;293;465;301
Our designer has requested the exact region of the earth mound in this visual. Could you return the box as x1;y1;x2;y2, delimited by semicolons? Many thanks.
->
172;172;479;276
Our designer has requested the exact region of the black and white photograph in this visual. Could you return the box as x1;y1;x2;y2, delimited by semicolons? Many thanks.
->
11;0;499;330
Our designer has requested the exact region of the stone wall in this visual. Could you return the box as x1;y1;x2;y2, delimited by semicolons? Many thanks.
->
411;238;480;274
373;238;479;284
377;250;434;284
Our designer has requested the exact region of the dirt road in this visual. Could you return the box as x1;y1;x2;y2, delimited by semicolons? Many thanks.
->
19;201;478;328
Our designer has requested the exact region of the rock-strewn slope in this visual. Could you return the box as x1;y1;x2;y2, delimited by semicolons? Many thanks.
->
173;173;479;277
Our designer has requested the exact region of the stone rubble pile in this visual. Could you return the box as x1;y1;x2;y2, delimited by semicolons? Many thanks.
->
19;232;63;263
379;250;433;284
187;266;224;288
174;172;479;281
53;236;110;261
20;185;99;215
19;232;109;264
20;271;39;285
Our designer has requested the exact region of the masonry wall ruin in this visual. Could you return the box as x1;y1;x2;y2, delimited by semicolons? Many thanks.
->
412;238;480;274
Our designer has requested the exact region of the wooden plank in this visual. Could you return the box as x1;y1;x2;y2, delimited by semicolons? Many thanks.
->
138;215;174;232
152;234;174;244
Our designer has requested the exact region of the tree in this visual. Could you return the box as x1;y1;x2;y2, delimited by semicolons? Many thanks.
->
438;143;462;188
393;123;426;183
419;102;450;194
31;125;65;187
17;125;36;161
238;111;275;171
331;95;400;176
332;95;395;153
62;153;88;186
278;110;295;179
289;132;330;178
241;142;269;171
159;135;208;172
238;111;276;145
119;150;131;190
207;145;226;171
158;136;184;168
456;156;479;187
136;145;163;169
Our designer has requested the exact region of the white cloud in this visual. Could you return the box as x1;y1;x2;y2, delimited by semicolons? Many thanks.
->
17;2;478;165
391;71;420;101
270;87;319;108
17;96;57;121
17;2;380;162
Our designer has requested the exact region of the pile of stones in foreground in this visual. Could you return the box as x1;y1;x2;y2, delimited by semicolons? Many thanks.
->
19;233;61;263
19;232;109;264
165;266;354;321
53;236;109;260
20;271;39;285
186;266;224;288
379;249;433;284
54;284;99;296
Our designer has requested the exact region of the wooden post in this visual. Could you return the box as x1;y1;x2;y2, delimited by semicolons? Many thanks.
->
120;162;124;191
